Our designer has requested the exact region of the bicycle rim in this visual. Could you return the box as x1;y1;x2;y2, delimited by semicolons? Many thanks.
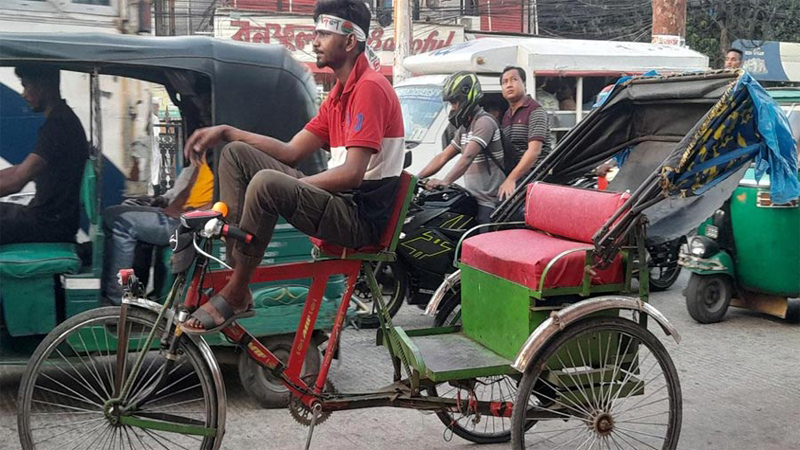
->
18;306;219;450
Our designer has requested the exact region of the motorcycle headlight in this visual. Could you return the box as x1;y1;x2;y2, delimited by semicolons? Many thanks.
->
689;236;718;258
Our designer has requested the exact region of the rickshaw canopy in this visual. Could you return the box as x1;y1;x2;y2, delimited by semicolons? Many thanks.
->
494;70;800;257
0;32;318;142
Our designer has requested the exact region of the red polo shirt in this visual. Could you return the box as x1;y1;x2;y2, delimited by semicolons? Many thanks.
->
305;53;404;181
304;53;405;233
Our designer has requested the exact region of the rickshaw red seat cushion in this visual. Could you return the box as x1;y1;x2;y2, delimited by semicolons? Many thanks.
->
310;172;412;257
525;182;629;243
461;229;624;290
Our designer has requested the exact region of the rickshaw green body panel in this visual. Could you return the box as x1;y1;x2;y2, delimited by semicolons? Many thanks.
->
459;266;548;360
728;169;800;296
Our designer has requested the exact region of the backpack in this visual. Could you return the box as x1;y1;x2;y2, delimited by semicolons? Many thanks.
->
478;115;520;176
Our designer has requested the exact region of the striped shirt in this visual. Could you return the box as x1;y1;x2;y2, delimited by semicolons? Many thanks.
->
501;95;552;167
452;108;505;208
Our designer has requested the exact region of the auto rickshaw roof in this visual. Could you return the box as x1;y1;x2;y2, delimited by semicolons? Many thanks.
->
0;32;318;143
0;32;299;82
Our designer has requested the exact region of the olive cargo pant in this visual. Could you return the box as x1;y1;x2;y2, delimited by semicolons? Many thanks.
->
217;142;378;266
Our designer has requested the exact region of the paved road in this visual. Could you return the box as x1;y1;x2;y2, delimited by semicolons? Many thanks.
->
1;272;799;449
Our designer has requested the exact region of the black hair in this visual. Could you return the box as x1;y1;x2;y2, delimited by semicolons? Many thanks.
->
501;66;526;84
313;0;371;53
727;48;743;58
15;65;60;91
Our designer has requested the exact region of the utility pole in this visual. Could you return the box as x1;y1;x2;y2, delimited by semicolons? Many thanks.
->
651;0;687;46
393;0;413;84
169;0;176;36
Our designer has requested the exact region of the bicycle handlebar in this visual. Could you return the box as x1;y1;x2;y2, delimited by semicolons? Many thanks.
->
222;224;253;244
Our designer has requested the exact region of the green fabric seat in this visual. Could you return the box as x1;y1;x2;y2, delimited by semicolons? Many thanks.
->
0;243;81;278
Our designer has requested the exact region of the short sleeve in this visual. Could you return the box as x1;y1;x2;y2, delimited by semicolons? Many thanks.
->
33;120;59;164
528;108;549;142
468;116;497;149
344;81;390;152
304;97;332;143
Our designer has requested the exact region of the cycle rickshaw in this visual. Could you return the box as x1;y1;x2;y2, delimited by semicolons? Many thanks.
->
16;70;799;449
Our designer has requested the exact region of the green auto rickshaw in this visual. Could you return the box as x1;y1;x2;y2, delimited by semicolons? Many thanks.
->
0;33;347;407
680;88;800;323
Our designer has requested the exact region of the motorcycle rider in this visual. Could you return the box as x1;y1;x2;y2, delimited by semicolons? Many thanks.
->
417;72;504;223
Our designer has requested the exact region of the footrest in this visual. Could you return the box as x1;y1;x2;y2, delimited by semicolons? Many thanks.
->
391;327;516;383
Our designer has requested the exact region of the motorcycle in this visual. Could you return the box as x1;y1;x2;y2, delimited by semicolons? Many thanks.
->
353;183;477;327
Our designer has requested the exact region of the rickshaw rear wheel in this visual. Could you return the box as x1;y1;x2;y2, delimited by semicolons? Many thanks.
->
237;334;321;408
17;306;220;450
511;316;682;450
685;273;733;324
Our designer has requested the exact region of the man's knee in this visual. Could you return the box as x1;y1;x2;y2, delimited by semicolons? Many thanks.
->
246;170;300;209
219;142;247;173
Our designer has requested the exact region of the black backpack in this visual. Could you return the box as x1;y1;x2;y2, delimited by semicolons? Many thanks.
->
479;115;520;175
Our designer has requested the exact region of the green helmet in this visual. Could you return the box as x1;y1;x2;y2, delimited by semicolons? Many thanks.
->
442;71;483;128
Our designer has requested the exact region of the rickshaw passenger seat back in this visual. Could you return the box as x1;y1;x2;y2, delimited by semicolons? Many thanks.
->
0;161;98;336
310;172;417;258
525;182;629;242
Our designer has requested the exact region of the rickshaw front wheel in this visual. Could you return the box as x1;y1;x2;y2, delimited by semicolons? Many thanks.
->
17;306;220;450
685;273;733;324
511;316;682;450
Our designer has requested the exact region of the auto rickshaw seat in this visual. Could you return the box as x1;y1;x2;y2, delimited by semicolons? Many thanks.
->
309;172;416;259
0;161;95;336
461;182;629;291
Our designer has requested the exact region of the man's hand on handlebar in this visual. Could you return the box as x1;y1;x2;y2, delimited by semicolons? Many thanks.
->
424;178;449;190
184;125;230;164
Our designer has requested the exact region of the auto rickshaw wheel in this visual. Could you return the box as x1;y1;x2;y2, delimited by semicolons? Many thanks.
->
17;306;220;450
685;273;733;324
511;316;682;450
237;334;321;408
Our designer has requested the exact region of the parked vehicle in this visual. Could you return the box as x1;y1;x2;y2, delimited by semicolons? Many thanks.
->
18;69;796;450
0;32;333;407
398;36;710;175
681;88;800;323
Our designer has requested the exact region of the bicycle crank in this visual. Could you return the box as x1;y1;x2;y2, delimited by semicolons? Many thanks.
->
289;375;335;426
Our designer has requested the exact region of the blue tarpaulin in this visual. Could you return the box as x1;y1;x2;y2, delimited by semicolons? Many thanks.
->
663;72;799;205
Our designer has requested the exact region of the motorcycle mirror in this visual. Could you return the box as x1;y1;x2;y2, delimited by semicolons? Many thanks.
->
403;151;412;169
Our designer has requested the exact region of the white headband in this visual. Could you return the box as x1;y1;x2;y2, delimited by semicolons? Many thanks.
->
315;14;367;42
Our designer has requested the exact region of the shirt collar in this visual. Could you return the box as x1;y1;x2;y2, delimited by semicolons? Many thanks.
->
327;54;369;101
342;53;369;95
505;94;537;119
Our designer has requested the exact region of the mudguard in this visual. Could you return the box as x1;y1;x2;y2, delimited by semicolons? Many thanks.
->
511;295;680;373
679;250;735;276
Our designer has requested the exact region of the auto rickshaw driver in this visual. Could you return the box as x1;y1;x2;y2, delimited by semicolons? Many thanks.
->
0;65;88;245
180;0;405;335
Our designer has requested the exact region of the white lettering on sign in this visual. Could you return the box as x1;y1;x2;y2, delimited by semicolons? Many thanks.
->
216;15;465;67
